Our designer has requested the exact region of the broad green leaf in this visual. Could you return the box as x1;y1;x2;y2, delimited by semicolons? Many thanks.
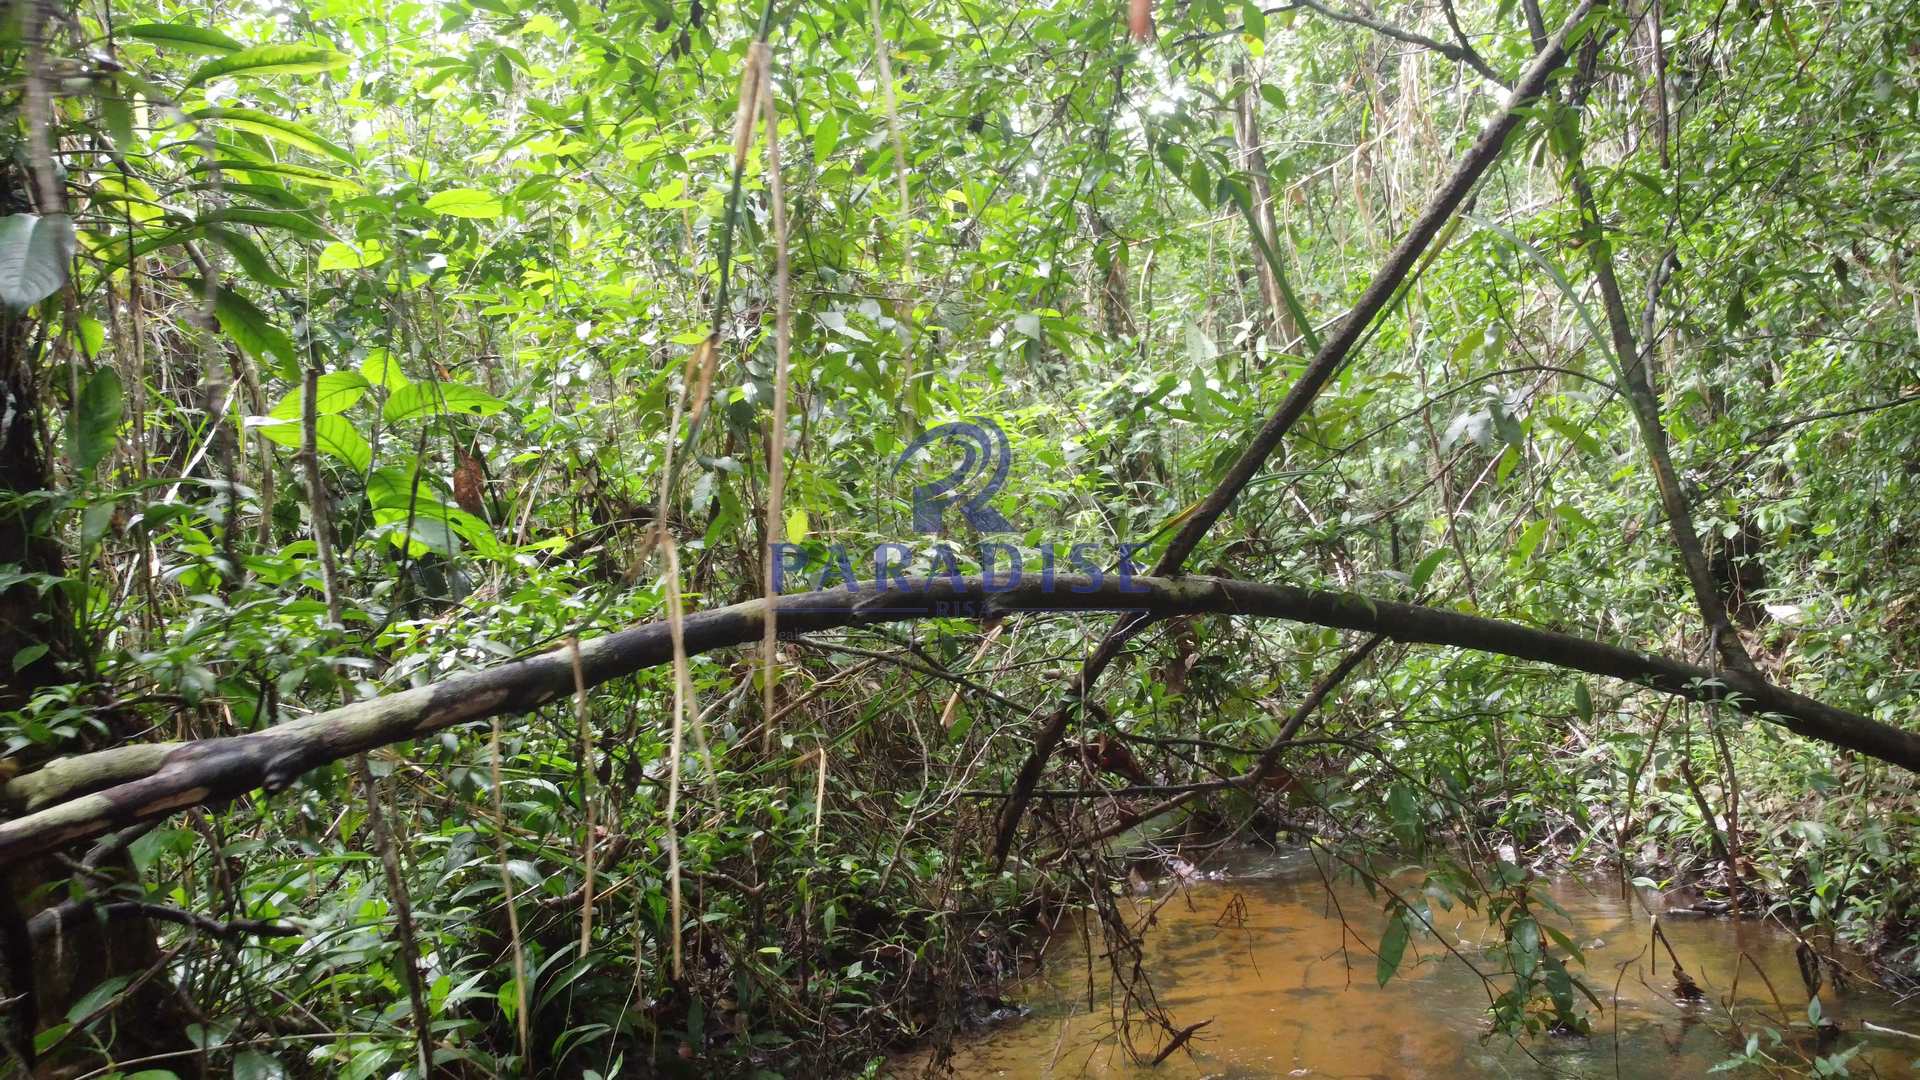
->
1409;549;1447;593
100;91;136;153
233;1049;290;1080
250;415;372;471
68;367;124;473
1387;782;1422;852
122;22;243;54
1542;415;1604;457
1511;916;1542;978
367;477;499;558
73;316;106;359
316;240;385;270
1512;518;1549;563
1494;444;1521;484
187;45;350;87
374;506;459;556
65;975;134;1023
200;207;332;241
812;109;841;163
366;466;432;511
786;508;809;543
1574;682;1594;724
423;188;504;219
204;225;295;288
188;159;361;192
94;225;202;278
268;372;370;419
189;108;354;163
211;286;296;374
192;182;309;210
383;382;507;422
359;349;409;392
81;499;117;552
0;214;75;309
1376;912;1409;986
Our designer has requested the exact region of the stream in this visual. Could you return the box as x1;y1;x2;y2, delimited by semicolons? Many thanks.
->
912;849;1920;1078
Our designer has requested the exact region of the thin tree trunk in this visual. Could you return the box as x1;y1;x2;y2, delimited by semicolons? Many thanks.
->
1560;42;1758;679
1231;58;1299;349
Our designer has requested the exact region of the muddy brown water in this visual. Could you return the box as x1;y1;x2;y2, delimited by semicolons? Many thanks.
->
904;849;1920;1078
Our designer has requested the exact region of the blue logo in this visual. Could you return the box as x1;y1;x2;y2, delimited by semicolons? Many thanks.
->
766;416;1150;617
894;418;1012;534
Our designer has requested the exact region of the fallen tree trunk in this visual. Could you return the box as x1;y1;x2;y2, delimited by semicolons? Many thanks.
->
1;573;1914;866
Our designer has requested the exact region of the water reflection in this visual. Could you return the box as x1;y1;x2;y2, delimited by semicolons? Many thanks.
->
909;850;1920;1078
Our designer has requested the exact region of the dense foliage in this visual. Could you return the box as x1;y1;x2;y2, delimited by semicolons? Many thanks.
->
2;0;1919;1075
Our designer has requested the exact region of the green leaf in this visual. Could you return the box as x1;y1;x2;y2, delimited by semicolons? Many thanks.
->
0;214;75;309
233;1049;290;1080
204;225;295;288
1574;682;1593;723
122;22;243;54
1542;415;1604;457
187;45;350;87
1513;518;1549;563
1409;549;1447;593
268;372;370;419
81;499;117;552
367;466;433;511
1376;912;1409;986
189;108;354;163
374;506;459;556
316;240;385;270
100;91;136;153
812;109;841;163
200;207;333;241
66;975;133;1023
13;643;49;672
359;349;409;392
1494;444;1520;484
250;415;372;471
68;367;124;473
188;159;362;192
1387;782;1422;852
423;188;504;219
211;287;296;375
73;316;106;359
1511;915;1542;978
383;382;507;422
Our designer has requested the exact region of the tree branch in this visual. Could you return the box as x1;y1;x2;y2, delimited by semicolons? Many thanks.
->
28;900;299;943
1;570;1912;867
1298;0;1509;88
